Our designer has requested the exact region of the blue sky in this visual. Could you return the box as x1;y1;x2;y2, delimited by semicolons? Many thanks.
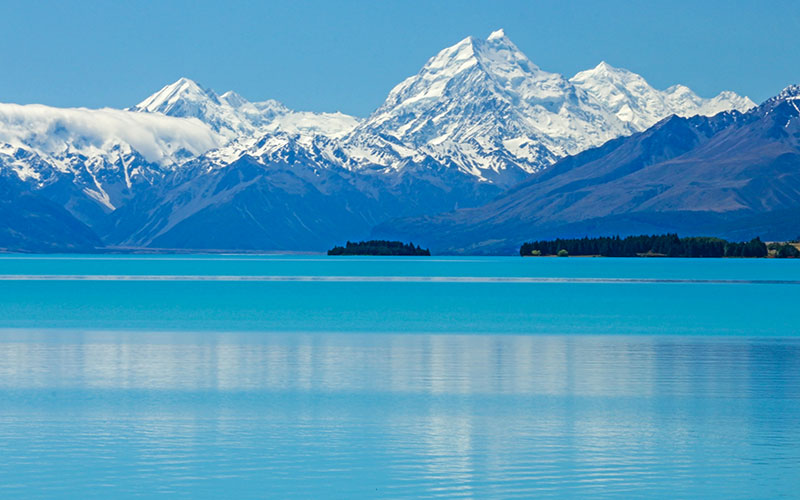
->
1;0;798;116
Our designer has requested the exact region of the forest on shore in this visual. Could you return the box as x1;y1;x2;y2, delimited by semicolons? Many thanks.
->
328;240;431;256
520;234;800;258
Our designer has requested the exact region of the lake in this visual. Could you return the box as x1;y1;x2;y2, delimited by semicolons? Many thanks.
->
0;255;798;498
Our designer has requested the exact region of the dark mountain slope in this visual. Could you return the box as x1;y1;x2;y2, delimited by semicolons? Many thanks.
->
0;176;102;252
374;86;800;254
102;150;500;252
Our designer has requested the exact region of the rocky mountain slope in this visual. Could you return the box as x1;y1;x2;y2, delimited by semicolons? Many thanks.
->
374;86;800;254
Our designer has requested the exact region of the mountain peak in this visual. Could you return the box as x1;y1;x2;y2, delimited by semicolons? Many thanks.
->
352;30;627;184
665;83;693;96
416;30;540;81
154;77;203;94
134;77;219;115
777;84;800;101
157;77;209;98
173;77;201;88
364;29;554;120
571;61;649;92
219;90;249;108
487;28;506;41
576;61;635;80
758;84;800;115
594;61;629;76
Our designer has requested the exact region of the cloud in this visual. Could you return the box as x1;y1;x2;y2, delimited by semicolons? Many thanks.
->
0;103;223;164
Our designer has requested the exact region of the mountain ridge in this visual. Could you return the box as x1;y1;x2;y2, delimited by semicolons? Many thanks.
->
0;29;763;252
373;85;800;254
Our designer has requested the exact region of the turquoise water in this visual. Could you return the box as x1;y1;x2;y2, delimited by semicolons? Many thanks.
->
0;255;799;498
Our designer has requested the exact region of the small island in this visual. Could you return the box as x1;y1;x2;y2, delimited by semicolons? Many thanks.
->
328;240;431;256
520;234;800;258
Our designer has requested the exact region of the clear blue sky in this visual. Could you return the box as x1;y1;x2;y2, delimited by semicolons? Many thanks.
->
1;0;798;116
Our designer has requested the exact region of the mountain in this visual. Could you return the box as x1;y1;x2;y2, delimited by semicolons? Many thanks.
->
131;77;360;140
0;175;101;252
570;62;755;131
101;132;501;251
0;102;222;228
373;86;800;254
346;29;754;188
0;29;758;252
0;101;220;171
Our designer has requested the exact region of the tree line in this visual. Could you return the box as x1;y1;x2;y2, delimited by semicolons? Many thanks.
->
520;234;799;258
328;240;431;256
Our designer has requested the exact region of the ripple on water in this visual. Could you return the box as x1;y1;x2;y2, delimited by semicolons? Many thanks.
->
0;333;799;498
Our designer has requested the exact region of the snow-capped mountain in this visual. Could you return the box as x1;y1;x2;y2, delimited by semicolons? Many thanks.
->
570;62;755;131
374;83;800;254
0;102;220;169
0;78;359;226
345;30;754;187
0;28;761;251
132;77;360;140
347;29;620;185
0;102;222;223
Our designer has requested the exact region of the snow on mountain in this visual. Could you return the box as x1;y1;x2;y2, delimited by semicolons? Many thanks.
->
0;102;221;167
0;104;214;227
348;29;623;183
662;84;755;118
0;28;763;251
773;84;800;101
376;85;800;254
570;62;676;130
132;78;360;140
570;63;755;131
0;102;224;215
134;78;230;119
266;111;361;139
693;91;756;117
360;28;622;149
201;131;348;173
346;29;753;187
1;32;753;196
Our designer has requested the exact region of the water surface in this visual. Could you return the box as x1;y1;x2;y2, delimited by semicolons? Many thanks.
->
0;255;798;498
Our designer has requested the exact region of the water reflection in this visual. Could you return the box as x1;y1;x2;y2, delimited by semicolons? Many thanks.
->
2;332;798;399
0;331;799;498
